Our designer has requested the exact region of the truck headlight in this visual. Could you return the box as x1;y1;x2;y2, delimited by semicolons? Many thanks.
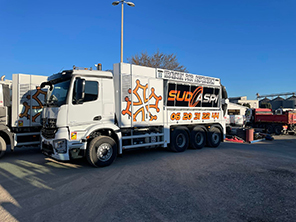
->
53;139;67;153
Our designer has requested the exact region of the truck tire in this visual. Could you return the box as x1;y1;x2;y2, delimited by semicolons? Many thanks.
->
266;124;274;134
170;128;189;152
86;136;117;167
274;125;283;135
207;127;221;148
0;136;6;158
190;127;206;149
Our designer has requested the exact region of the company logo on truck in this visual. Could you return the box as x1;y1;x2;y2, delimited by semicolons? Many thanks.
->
122;79;162;122
19;88;47;123
167;83;219;108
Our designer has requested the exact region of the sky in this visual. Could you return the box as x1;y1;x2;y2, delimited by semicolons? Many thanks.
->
0;0;295;100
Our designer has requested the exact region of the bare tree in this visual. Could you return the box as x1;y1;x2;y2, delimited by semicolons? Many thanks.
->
127;50;188;72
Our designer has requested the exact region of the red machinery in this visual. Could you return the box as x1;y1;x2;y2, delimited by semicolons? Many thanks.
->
245;108;296;134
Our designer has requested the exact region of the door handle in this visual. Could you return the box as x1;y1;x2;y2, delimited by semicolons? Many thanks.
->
93;116;102;121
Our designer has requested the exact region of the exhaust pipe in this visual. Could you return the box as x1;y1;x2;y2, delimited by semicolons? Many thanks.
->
95;63;102;70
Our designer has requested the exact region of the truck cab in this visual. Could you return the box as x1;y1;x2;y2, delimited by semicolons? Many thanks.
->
41;66;119;164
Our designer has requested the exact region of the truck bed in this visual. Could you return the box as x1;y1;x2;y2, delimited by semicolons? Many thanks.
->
255;112;296;124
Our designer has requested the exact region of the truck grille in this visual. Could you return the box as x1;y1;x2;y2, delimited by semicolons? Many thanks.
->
42;118;57;139
41;128;57;139
42;118;57;128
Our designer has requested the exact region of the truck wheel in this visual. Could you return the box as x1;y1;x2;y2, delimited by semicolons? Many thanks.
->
170;128;189;152
190;127;206;149
266;125;274;134
86;136;117;167
207;127;221;148
0;136;6;158
274;125;283;135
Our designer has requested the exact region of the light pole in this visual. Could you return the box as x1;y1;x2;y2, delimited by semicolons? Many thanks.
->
112;0;135;63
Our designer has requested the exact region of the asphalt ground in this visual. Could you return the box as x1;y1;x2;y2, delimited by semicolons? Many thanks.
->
0;135;296;222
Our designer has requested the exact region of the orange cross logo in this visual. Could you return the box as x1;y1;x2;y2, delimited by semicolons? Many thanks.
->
122;79;162;122
19;88;47;122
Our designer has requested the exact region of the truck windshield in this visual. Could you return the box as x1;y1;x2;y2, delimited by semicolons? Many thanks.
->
46;80;71;107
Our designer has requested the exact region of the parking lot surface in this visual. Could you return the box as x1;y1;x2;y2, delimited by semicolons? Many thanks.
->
0;135;296;222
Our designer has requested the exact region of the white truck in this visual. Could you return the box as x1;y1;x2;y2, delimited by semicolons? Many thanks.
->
0;74;47;158
40;63;228;167
225;102;247;126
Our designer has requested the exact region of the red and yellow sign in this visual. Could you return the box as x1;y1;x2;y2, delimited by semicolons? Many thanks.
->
18;120;23;127
71;132;77;140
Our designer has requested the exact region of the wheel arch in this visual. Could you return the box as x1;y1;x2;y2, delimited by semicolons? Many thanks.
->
84;125;121;154
208;124;224;141
170;125;190;136
0;129;14;150
192;125;207;132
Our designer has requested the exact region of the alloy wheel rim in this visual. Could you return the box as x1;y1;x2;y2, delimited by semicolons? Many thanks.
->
97;143;113;162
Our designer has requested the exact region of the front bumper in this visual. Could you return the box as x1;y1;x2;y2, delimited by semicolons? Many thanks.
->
41;128;86;161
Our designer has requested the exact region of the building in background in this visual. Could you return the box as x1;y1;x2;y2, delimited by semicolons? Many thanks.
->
270;96;284;110
257;92;296;110
258;95;296;110
283;95;296;109
229;96;259;108
259;97;271;108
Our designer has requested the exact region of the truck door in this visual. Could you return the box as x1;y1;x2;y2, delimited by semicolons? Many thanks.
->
68;77;102;128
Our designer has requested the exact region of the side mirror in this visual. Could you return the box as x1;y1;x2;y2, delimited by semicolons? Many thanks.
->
40;81;53;91
75;78;85;104
221;85;228;117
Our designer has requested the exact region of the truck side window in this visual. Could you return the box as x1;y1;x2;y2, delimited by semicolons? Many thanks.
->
228;109;240;115
73;80;98;104
84;81;98;102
